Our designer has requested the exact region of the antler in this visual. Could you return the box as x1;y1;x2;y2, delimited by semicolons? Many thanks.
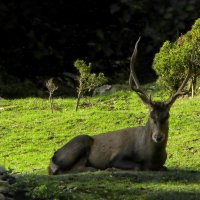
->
129;37;152;105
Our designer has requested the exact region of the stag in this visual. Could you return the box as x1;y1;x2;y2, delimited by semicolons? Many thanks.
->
48;37;191;175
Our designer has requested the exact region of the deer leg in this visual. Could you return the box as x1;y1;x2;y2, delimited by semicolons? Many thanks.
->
109;156;142;170
68;156;97;173
48;135;94;175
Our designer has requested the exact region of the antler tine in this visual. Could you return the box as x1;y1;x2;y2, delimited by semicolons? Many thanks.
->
165;61;192;107
129;37;151;105
165;44;196;107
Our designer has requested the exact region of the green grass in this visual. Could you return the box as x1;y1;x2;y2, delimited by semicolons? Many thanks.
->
12;170;200;200
0;90;200;199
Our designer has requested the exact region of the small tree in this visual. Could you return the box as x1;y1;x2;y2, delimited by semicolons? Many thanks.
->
153;18;200;96
74;59;107;111
46;78;58;113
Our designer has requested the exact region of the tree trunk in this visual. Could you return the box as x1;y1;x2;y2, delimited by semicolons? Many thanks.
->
191;76;197;98
49;92;54;113
75;92;82;111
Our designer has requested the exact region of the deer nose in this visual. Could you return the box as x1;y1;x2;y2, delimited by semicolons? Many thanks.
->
156;135;163;142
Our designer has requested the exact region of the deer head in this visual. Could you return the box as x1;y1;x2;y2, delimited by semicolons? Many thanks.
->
129;37;192;144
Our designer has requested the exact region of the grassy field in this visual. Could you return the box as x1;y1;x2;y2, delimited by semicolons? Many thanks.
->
0;89;199;199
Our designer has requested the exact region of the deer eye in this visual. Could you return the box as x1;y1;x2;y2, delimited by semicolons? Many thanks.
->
151;116;157;124
150;112;154;119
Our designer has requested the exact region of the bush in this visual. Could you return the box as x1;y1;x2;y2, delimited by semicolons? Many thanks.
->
74;59;107;111
153;18;200;94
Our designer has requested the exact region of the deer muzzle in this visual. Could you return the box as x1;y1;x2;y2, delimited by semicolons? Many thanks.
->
152;132;165;143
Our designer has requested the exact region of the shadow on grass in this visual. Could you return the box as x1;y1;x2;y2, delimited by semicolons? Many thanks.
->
108;168;200;183
149;190;200;200
12;168;200;200
44;168;200;184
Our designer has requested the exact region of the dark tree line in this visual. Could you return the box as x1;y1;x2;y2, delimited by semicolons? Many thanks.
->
0;0;199;97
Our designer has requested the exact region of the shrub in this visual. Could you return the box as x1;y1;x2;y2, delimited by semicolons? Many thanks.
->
46;78;58;113
74;59;107;111
153;18;200;95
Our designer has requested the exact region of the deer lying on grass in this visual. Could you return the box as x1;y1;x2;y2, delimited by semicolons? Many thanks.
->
48;38;192;175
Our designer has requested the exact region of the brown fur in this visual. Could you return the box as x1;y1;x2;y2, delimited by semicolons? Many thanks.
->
48;103;170;174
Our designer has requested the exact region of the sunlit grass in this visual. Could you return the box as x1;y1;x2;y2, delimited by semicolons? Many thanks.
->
0;90;200;199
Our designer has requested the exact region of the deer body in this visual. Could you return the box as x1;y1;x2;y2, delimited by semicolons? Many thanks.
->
89;117;168;171
90;127;147;170
48;37;191;175
49;103;170;174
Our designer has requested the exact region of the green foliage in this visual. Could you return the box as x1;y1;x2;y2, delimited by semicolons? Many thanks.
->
74;59;107;111
153;18;200;92
74;59;107;93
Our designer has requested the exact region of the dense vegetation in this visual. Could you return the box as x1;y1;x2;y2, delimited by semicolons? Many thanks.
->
0;0;200;97
0;88;199;199
153;18;200;94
